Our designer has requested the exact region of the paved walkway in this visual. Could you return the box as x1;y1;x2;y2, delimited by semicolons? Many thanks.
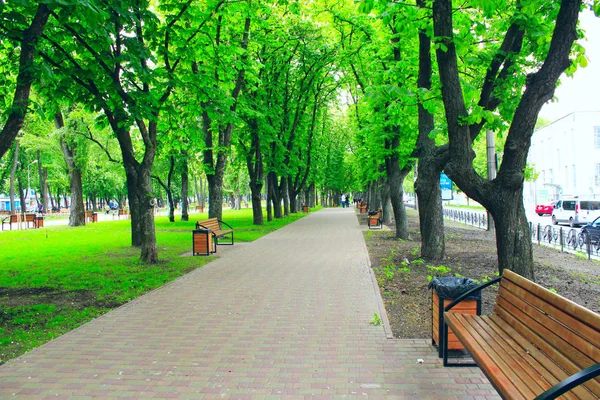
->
0;208;498;399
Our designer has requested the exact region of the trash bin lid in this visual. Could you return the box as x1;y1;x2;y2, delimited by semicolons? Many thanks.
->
427;277;481;300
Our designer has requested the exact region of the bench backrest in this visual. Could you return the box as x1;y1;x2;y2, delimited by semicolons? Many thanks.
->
24;214;35;222
196;218;220;232
85;210;93;217
10;214;19;223
494;270;600;397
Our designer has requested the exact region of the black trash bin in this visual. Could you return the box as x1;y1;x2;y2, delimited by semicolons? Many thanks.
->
429;277;481;358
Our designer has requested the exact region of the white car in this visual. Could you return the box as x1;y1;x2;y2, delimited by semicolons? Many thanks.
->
552;198;600;227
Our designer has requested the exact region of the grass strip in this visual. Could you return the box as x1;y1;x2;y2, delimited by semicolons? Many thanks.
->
0;207;313;363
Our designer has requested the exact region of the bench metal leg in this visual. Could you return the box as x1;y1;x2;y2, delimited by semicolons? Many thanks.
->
216;233;234;246
442;321;476;367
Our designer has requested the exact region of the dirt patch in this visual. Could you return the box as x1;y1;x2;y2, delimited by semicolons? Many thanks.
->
362;210;600;339
0;287;98;309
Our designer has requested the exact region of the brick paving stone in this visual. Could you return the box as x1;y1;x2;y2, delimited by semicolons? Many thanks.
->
0;208;500;399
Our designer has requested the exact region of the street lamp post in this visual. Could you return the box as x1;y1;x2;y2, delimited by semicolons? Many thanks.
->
27;160;38;212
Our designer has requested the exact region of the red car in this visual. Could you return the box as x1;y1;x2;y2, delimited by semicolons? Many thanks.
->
535;202;555;216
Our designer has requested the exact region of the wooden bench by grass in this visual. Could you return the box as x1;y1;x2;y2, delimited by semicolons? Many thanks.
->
195;217;234;246
443;269;600;400
368;209;382;229
2;214;18;230
1;214;36;230
358;201;368;213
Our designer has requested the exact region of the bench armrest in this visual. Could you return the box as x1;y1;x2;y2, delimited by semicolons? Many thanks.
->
534;362;600;400
218;220;233;230
444;275;502;312
196;223;210;231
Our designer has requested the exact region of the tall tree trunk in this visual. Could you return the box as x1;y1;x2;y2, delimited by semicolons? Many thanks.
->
91;196;97;211
37;151;48;214
382;185;393;225
48;187;55;209
167;189;174;222
9;141;19;214
245;120;264;225
266;175;273;222
0;4;50;160
385;140;411;239
250;185;263;225
153;155;176;222
17;178;26;215
269;172;282;218
281;178;289;216
124;162;158;262
415;1;446;260
207;171;224;221
194;176;201;206
415;159;446;260
309;183;316;207
199;176;205;208
287;177;298;214
490;193;533;278
181;156;189;221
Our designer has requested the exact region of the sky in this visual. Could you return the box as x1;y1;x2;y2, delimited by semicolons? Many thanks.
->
539;10;600;121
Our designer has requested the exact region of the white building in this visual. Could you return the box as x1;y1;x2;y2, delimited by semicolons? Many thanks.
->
525;111;600;208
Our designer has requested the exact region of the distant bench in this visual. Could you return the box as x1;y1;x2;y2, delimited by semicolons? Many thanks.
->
1;214;36;230
195;217;234;246
368;209;382;229
443;269;600;399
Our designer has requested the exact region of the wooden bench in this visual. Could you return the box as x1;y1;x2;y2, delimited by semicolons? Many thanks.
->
195;217;234;246
117;209;129;219
358;201;368;213
1;214;37;230
24;213;35;228
443;269;600;400
368;209;382;229
2;214;18;230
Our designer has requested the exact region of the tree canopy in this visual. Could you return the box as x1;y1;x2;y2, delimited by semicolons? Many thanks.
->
1;0;598;275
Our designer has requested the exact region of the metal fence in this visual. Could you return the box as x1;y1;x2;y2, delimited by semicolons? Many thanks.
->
529;223;600;260
442;207;488;230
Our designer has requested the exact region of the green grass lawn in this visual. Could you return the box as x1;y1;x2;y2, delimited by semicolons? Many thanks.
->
0;207;314;364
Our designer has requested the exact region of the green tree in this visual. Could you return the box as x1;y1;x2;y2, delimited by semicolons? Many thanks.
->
433;0;583;278
0;3;51;160
36;0;226;262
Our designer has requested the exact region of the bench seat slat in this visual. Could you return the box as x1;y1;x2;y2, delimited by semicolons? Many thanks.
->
469;314;552;397
445;313;535;400
495;303;600;397
488;314;591;400
471;316;561;397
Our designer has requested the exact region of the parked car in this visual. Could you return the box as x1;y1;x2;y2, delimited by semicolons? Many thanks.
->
579;216;600;247
535;202;555;216
551;198;600;227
